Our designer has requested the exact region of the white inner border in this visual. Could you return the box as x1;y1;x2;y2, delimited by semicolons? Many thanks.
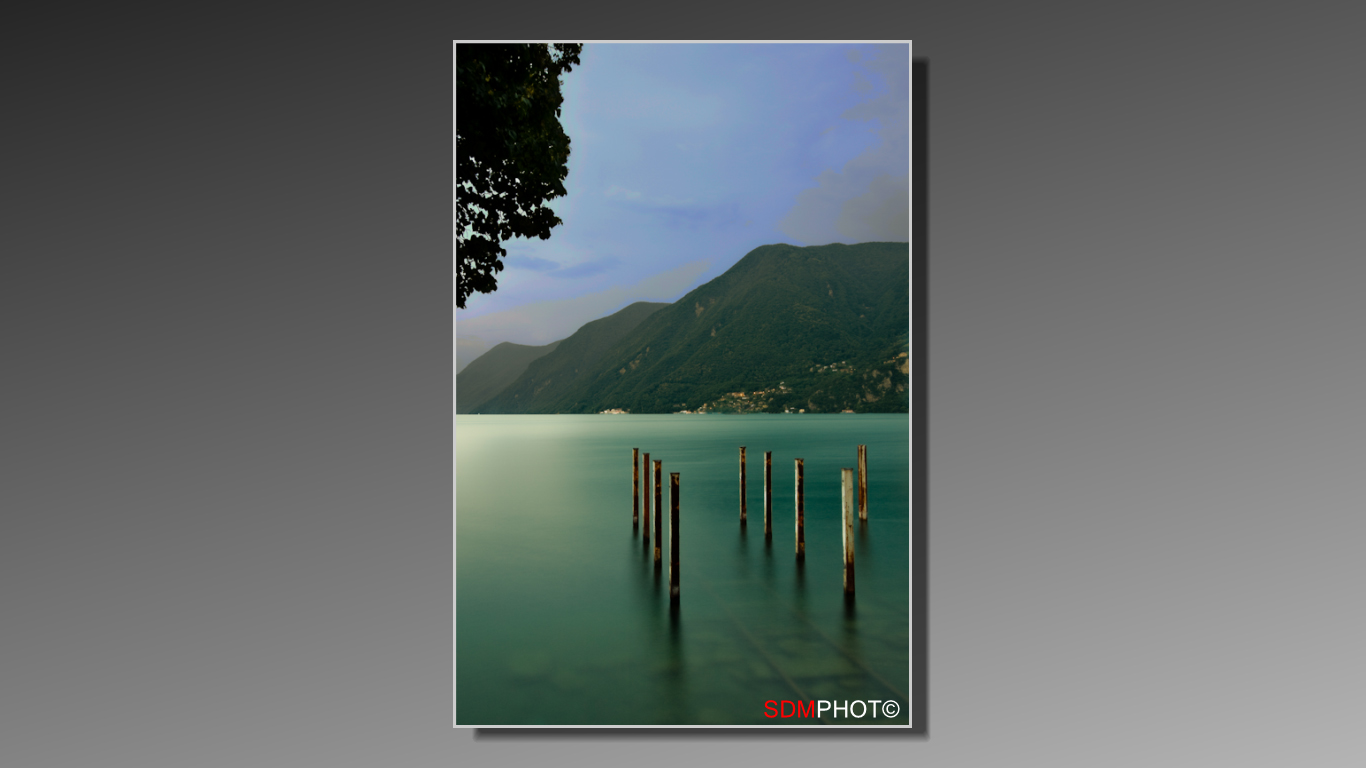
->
453;39;915;729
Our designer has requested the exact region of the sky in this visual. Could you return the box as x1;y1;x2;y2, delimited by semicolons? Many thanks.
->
455;42;911;370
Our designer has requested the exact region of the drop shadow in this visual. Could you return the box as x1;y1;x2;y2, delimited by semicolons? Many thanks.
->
475;728;921;739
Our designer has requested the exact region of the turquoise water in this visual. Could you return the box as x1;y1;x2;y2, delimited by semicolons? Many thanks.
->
456;414;911;726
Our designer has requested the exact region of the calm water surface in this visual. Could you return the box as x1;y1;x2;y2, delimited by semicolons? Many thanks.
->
456;414;910;725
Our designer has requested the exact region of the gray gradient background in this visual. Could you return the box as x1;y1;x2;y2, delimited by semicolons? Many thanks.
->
6;5;1365;766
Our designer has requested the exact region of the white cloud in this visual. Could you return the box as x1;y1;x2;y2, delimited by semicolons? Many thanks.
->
837;173;910;242
777;44;910;246
775;169;863;245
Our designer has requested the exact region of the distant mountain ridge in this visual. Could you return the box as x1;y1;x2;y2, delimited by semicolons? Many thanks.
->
471;301;670;413
456;339;562;414
473;242;909;414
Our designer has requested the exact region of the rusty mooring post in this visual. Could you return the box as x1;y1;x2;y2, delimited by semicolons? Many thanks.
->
842;467;856;595
643;451;651;536
653;460;663;563
669;472;681;602
794;458;805;561
642;453;651;545
764;451;772;537
632;448;639;527
739;446;747;527
857;444;868;522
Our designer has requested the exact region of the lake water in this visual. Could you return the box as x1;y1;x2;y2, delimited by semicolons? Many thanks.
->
455;414;911;726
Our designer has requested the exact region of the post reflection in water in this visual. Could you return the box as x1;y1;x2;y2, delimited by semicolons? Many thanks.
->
733;515;750;581
663;600;689;721
762;531;774;587
792;557;807;618
842;597;863;663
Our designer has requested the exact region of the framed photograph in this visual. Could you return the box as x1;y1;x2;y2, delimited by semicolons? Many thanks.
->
455;41;924;729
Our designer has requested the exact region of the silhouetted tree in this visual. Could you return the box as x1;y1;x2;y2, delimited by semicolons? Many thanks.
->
456;43;582;309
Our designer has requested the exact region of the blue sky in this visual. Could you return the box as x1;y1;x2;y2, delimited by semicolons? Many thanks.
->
456;42;910;369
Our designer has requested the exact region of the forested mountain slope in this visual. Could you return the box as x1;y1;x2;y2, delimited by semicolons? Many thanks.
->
530;242;910;414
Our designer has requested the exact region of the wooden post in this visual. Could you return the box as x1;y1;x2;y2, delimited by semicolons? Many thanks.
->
794;458;805;561
842;467;856;594
669;472;680;602
643;452;651;536
857;444;868;521
642;453;651;544
739;446;747;526
764;451;772;537
632;448;639;526
653;460;663;563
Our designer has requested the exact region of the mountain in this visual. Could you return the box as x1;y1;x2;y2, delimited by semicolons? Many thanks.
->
455;336;489;374
486;242;909;414
456;339;562;414
471;301;670;413
557;242;909;414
